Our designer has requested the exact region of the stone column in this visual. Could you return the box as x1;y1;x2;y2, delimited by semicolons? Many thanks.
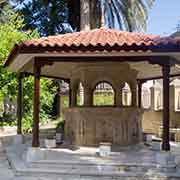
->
59;94;66;115
71;87;77;107
150;86;155;110
69;88;72;107
170;85;175;112
116;85;123;107
84;85;92;107
170;85;175;128
137;81;142;108
69;80;78;107
79;83;84;106
131;83;137;107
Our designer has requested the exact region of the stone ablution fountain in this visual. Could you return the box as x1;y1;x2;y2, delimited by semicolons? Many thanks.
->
65;62;143;146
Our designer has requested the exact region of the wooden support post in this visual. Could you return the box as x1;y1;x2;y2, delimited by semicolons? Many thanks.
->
32;62;41;147
17;73;24;134
161;63;170;151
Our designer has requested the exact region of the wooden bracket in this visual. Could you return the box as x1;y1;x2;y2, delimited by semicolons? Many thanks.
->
137;79;147;85
148;56;176;67
34;58;54;69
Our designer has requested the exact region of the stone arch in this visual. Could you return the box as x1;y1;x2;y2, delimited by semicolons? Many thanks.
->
91;76;117;92
92;81;115;106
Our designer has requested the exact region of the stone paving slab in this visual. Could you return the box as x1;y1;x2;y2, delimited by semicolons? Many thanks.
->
5;143;180;180
3;140;180;180
0;149;14;180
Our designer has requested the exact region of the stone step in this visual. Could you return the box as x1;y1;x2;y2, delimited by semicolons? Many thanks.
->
14;168;178;180
27;161;177;177
8;152;175;180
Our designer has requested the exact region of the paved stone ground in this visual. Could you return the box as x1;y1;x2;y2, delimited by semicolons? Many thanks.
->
0;125;56;180
4;141;180;180
0;146;14;180
2;127;180;180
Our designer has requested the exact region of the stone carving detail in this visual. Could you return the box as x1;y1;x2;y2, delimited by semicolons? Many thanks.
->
65;107;143;146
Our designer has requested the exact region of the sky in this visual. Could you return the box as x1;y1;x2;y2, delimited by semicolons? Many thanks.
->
147;0;180;36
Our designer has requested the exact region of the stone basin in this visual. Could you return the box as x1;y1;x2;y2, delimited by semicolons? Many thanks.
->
65;107;143;146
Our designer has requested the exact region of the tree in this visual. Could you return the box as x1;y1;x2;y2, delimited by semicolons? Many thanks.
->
19;0;72;36
68;0;155;32
67;0;80;31
0;6;56;132
171;20;180;38
104;0;155;31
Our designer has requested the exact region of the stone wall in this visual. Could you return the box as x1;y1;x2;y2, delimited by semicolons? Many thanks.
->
70;62;138;107
65;107;143;146
60;79;180;139
142;84;180;136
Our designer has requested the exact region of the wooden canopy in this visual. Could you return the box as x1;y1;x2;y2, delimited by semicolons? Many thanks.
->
5;28;180;81
5;28;180;151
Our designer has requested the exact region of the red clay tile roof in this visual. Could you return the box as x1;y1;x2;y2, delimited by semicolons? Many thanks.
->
5;28;180;66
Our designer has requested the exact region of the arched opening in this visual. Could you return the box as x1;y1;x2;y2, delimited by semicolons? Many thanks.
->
93;82;115;106
122;82;132;106
76;82;84;106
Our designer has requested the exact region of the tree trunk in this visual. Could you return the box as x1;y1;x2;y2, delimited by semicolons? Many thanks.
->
80;0;90;30
67;0;80;31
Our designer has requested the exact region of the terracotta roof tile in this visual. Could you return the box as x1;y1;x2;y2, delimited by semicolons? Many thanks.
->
21;28;161;49
5;28;180;67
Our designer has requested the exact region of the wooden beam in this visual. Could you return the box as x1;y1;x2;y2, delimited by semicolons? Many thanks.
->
32;61;41;147
35;56;172;63
17;73;24;134
161;63;170;151
23;72;69;82
138;73;180;82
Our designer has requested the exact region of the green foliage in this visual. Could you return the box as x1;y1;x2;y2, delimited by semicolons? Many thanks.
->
19;0;71;36
56;118;65;133
68;0;155;32
61;95;69;110
103;0;155;31
16;0;155;33
0;7;39;97
0;6;56;132
22;76;56;133
93;93;114;106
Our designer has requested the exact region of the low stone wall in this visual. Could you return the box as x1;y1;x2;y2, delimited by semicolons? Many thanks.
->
65;107;143;146
142;110;180;136
142;110;162;135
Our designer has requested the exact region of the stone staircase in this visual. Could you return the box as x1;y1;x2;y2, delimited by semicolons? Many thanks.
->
11;159;180;180
6;144;180;180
